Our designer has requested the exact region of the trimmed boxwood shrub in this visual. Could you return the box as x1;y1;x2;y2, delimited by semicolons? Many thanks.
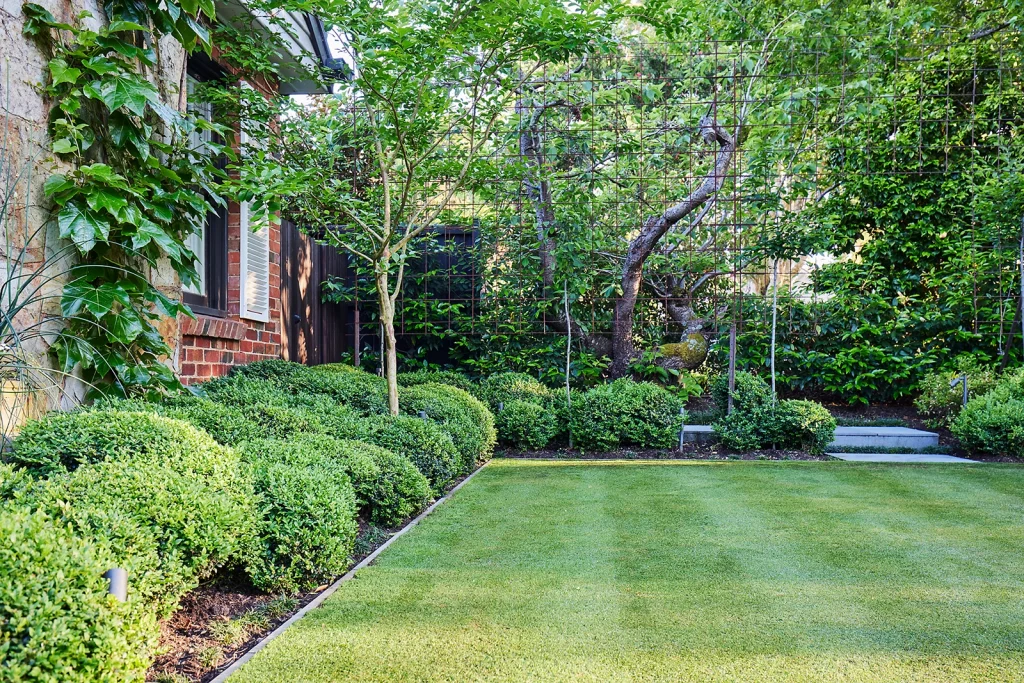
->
570;379;683;451
9;411;258;611
478;372;551;410
710;371;772;414
0;508;158;682
712;383;836;454
399;383;496;471
239;440;359;593
952;373;1024;456
9;411;248;493
241;436;431;527
397;369;476;394
335;439;432;524
29;458;257;614
353;415;461;493
229;359;312;381
97;396;266;445
496;400;558;450
0;461;35;505
293;366;389;415
199;375;294;408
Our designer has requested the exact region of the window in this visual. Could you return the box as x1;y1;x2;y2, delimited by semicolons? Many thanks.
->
239;118;272;322
182;59;228;316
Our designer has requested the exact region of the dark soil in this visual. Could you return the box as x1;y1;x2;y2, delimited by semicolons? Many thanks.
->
147;522;398;682
147;471;478;683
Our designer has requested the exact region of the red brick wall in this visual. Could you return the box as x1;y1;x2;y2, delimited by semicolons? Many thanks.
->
177;201;282;384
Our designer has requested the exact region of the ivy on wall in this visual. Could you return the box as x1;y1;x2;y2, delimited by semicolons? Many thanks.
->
23;1;226;396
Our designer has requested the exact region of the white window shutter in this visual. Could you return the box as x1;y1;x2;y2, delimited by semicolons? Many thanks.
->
238;87;271;323
239;200;271;322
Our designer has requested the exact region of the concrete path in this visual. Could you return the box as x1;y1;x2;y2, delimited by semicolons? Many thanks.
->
827;452;978;463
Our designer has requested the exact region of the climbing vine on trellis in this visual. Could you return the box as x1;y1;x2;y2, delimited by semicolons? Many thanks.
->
23;1;225;395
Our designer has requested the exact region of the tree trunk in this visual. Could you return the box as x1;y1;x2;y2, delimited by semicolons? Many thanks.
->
609;120;738;377
375;264;400;415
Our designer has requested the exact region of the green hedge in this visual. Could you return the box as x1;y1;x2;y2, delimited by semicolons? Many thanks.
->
28;457;257;615
397;369;476;394
0;508;158;682
241;436;431;527
353;415;461;493
9;411;257;612
570;379;683;451
399;383;496;471
239;440;359;593
478;372;551;410
10;410;243;486
711;373;836;454
496;400;558;450
951;371;1024;456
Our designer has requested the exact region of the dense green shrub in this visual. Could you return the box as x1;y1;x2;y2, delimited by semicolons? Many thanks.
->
30;458;256;614
496;400;558;450
353;415;461;492
241;436;430;527
229;359;312;382
915;359;999;428
397;369;476;394
569;379;684;451
10;411;246;492
951;372;1024;456
199;375;294;408
239;440;358;593
97;396;266;445
710;371;772;414
399;383;496;471
713;399;836;454
0;508;158;682
767;400;836;454
293;366;389;415
337;439;432;524
568;384;619;451
0;462;34;504
478;372;551;410
10;411;257;611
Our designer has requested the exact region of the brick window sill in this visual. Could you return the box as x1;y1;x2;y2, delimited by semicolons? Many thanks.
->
180;314;246;341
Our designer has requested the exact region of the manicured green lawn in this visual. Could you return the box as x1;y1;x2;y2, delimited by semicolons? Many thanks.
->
232;460;1024;682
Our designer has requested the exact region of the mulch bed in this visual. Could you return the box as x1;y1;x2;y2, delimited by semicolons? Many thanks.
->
147;472;476;682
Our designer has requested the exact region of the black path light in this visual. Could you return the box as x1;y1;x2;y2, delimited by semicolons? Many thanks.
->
949;375;969;407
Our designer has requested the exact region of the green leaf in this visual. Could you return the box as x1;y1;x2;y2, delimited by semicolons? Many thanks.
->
62;281;116;317
49;58;81;86
106;308;145;343
131;218;181;258
58;203;109;252
85;189;129;217
83;76;157;117
43;174;76;199
52;138;77;154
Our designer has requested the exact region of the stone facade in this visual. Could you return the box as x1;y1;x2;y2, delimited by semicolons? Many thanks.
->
0;0;309;395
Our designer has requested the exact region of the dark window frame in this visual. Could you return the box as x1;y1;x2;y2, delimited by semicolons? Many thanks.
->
182;55;230;317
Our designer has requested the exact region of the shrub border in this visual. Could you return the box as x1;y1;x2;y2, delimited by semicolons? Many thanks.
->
208;462;491;682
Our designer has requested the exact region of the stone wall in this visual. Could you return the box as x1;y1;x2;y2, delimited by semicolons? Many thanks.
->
1;0;189;413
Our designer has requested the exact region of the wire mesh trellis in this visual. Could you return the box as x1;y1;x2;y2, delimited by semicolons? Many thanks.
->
339;30;1023;391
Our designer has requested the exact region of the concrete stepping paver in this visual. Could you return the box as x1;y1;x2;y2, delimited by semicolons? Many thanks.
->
827;452;978;463
828;426;939;450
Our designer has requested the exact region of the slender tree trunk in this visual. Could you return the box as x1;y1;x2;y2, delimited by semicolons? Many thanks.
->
375;263;400;415
609;121;738;377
